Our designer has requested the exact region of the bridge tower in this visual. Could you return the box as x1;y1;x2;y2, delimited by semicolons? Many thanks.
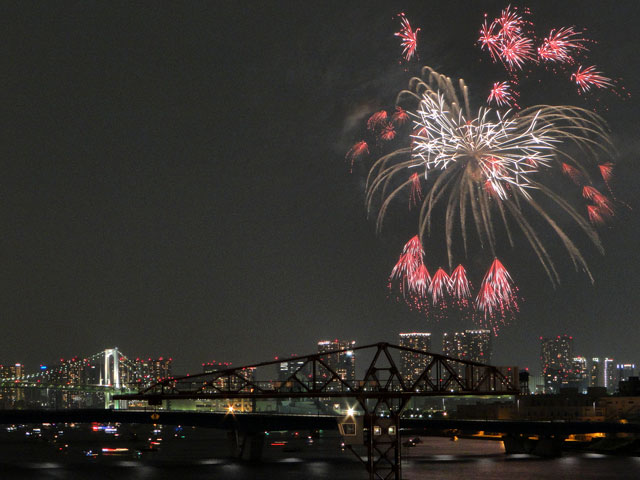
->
103;348;121;389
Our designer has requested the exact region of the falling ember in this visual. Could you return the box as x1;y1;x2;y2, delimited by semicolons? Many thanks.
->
561;163;585;185
367;110;388;131
487;81;514;107
449;264;471;300
428;268;451;305
409;172;422;208
394;13;420;61
571;65;612;93
345;141;369;171
408;263;431;297
475;259;518;332
379;123;396;141
391;106;409;126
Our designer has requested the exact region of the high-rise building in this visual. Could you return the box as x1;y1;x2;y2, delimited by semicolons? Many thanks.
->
442;330;492;363
398;333;431;383
277;354;311;382
617;363;636;386
604;357;615;393
589;358;601;388
568;356;588;393
317;340;356;389
133;357;173;386
540;335;573;394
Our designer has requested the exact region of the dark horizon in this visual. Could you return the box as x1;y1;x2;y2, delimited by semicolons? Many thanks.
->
1;1;639;374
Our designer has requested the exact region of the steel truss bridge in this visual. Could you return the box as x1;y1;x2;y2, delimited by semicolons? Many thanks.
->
115;342;519;480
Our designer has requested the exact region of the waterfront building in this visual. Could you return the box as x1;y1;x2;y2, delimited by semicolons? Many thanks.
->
398;333;431;383
540;335;573;394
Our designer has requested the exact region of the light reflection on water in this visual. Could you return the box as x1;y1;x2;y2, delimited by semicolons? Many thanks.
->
3;437;640;479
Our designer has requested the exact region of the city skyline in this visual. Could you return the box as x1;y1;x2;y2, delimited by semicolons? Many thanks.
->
1;2;639;374
2;329;638;380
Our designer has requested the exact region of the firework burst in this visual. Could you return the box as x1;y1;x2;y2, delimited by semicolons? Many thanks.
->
538;27;587;63
345;141;369;171
394;13;420;61
367;66;614;289
488;81;515;107
572;65;613;93
475;259;518;332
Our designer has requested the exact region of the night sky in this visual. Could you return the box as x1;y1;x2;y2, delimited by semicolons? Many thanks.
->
2;1;639;373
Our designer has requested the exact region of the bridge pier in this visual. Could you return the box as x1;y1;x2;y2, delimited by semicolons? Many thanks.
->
502;433;564;457
227;430;265;461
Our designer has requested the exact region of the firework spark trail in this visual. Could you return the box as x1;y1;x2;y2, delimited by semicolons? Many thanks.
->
409;172;423;208
429;268;451;305
394;13;420;61
367;110;388;131
488;81;514;107
538;27;587;63
345;141;369;171
572;65;613;92
392;107;409;126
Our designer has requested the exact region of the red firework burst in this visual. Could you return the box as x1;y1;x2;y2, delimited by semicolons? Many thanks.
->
409;172;422;208
599;162;614;185
496;5;523;40
582;186;613;213
561;163;585;185
478;20;501;61
487;81;514;107
571;65;612;93
394;13;420;61
475;259;518;332
499;35;535;70
379;123;396;141
345;140;369;171
391;106;409;126
538;27;587;63
587;204;612;225
428;268;451;305
408;263;431;297
449;264;471;301
367;110;388;131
